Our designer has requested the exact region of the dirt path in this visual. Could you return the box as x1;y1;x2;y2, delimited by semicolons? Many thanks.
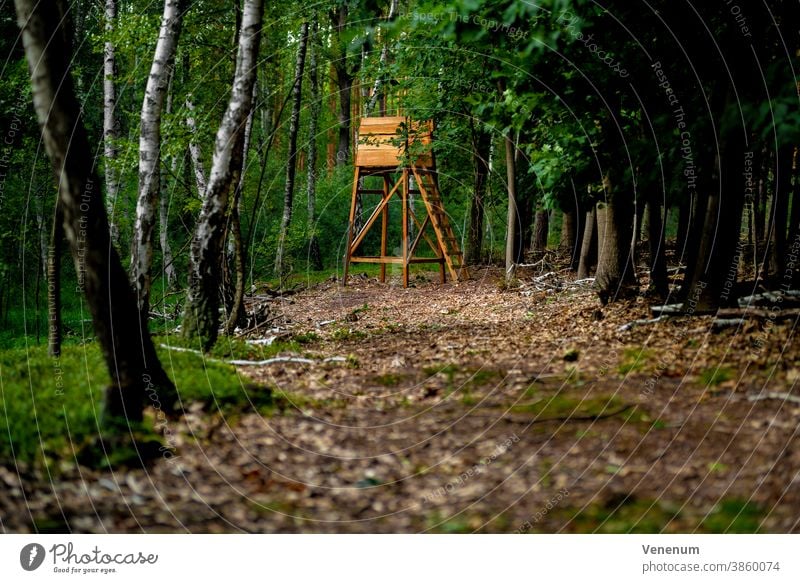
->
3;268;799;532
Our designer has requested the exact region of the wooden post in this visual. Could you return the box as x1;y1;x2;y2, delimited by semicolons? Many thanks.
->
380;174;389;283
343;166;360;285
402;168;409;287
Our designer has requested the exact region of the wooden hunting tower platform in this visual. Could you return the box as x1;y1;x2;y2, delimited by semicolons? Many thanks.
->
343;116;468;287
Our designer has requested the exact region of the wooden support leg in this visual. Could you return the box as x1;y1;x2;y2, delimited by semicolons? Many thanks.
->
402;169;409;288
380;175;389;283
343;167;360;286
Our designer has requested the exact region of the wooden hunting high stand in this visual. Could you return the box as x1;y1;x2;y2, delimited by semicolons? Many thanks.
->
343;116;468;287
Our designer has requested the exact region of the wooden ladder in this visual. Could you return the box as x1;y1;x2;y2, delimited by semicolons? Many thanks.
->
411;167;469;282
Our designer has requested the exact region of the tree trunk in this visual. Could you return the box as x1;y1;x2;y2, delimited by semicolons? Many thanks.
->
559;209;575;253
275;22;309;279
532;210;549;252
103;0;120;242
16;0;174;420
306;19;323;271
159;72;178;290
686;140;746;312
504;133;517;283
183;0;263;350
594;173;638;304
184;96;208;197
646;199;668;298
223;80;258;336
577;204;597;279
790;147;800;288
767;145;792;282
465;126;490;265
131;0;185;323
332;5;354;166
365;0;399;115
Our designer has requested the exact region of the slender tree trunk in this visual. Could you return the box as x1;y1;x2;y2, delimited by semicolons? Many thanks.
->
646;198;668;298
131;0;185;323
275;22;309;279
466;126;490;265
559;209;575;253
47;200;63;357
577;204;597;279
184;96;208;197
183;0;263;350
594;172;638;304
504;133;517;283
532;209;549;252
103;0;120;242
159;72;178;290
306;19;323;271
223;80;258;336
336;67;352;165
365;0;399;115
790;147;800;288
16;0;174;420
767;145;792;282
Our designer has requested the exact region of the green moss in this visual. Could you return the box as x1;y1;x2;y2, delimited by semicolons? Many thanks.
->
699;366;734;386
701;500;762;533
0;340;268;469
618;346;653;375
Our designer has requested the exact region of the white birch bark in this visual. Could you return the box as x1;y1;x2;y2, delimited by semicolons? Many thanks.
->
184;95;208;197
103;0;120;242
183;0;263;349
131;0;185;319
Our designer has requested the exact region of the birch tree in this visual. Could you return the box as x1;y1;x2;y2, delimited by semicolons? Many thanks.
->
130;0;186;321
183;0;263;350
103;0;120;242
15;0;174;421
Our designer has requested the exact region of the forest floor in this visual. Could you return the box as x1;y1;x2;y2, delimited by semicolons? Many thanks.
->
3;265;800;533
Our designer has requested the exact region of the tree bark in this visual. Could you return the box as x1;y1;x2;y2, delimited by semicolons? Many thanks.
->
365;0;399;115
306;19;323;271
577;204;597;279
184;95;208;197
559;209;575;253
131;0;186;323
504;133;517;283
159;71;178;290
532;209;549;253
767;145;792;282
183;0;263;350
594;172;638;304
646;199;668;298
465;126;490;265
332;5;355;166
15;0;174;420
103;0;120;242
223;80;258;336
275;22;309;279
